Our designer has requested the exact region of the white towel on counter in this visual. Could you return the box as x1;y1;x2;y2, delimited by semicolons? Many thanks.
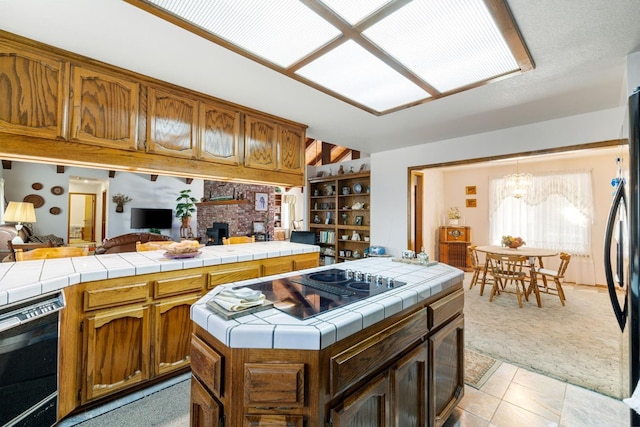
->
210;287;265;312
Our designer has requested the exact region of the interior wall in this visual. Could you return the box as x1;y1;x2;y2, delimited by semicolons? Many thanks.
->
370;106;627;266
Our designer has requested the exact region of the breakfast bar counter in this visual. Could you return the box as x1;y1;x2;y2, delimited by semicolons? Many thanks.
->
189;258;465;427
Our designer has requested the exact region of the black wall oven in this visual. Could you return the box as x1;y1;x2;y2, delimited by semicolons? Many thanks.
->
0;291;64;427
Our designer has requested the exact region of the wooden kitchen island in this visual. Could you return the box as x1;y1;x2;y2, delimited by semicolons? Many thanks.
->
190;258;465;427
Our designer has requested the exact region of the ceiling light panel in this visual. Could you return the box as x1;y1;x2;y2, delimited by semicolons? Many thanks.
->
147;0;340;67
363;0;519;92
296;40;430;112
318;0;393;25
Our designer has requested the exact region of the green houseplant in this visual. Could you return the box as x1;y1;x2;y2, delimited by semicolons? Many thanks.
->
176;189;198;221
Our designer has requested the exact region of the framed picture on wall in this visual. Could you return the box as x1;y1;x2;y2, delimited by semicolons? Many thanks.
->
466;198;477;208
465;186;477;195
255;193;268;211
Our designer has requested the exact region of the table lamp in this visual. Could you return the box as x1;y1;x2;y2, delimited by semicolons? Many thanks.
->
4;201;36;243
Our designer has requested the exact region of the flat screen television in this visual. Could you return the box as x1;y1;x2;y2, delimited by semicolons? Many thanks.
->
130;208;173;229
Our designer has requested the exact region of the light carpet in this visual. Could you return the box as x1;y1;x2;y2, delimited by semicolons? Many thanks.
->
464;274;629;399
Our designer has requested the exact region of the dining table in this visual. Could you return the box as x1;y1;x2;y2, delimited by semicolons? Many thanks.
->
475;245;559;307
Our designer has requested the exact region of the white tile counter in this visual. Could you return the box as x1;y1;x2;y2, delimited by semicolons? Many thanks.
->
0;241;319;307
191;257;464;350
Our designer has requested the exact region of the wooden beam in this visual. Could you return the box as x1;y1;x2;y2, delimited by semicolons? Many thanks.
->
321;142;334;165
151;174;158;181
186;178;193;184
108;170;116;178
351;150;360;160
57;165;65;173
2;160;11;169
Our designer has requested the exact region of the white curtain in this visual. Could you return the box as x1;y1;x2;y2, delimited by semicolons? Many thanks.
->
489;170;595;284
284;195;297;231
0;178;4;223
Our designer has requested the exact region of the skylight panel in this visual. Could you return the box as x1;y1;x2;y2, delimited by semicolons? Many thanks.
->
363;0;519;92
319;0;393;25
296;40;430;113
147;0;340;67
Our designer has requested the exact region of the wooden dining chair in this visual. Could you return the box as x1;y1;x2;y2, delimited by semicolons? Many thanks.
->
528;252;571;306
222;236;255;245
15;246;89;261
136;240;176;252
486;253;531;308
7;240;54;261
467;245;482;290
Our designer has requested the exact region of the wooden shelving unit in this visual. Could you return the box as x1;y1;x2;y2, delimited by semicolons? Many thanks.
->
308;171;370;264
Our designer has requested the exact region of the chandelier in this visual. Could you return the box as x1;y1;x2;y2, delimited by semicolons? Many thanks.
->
504;160;532;199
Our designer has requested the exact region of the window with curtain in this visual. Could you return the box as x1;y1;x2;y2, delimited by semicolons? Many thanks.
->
488;170;594;255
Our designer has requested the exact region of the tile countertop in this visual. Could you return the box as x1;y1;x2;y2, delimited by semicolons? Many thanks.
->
0;241;319;308
191;258;464;351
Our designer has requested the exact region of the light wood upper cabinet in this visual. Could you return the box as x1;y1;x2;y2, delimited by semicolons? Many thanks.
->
0;42;67;139
69;66;139;150
245;114;277;170
198;100;240;165
147;86;198;159
278;124;304;173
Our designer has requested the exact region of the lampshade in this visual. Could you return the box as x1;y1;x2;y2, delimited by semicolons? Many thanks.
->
4;201;37;223
4;201;36;243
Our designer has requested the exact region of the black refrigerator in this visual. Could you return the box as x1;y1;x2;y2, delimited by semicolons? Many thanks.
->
605;86;640;426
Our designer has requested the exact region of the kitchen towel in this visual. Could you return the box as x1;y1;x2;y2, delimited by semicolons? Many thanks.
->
210;287;265;312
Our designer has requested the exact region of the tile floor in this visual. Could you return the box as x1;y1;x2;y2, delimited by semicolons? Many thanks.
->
445;360;630;426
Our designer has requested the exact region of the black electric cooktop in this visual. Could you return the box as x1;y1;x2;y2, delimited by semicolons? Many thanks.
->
240;268;407;320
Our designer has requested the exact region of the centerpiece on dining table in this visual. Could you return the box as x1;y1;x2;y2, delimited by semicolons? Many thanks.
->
501;235;525;249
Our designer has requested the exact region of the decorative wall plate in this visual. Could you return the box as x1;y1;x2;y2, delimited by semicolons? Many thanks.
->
49;207;61;215
23;194;45;208
51;186;64;195
353;183;363;194
32;182;43;190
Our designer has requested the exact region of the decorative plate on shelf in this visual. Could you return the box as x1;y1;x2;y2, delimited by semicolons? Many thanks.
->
23;194;45;208
32;182;43;190
49;207;61;215
163;250;202;259
353;183;363;194
51;186;64;195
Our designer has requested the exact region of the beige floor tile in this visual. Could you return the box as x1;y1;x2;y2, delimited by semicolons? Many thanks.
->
442;407;492;427
491;401;559;427
458;386;502;421
480;362;518;399
512;368;568;396
502;381;564;422
560;384;629;427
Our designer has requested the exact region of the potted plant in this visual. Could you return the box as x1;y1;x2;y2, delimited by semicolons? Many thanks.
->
112;193;132;213
176;189;198;228
448;207;461;225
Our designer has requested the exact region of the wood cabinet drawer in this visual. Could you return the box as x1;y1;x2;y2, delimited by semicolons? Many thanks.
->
152;273;206;299
208;264;261;288
244;363;305;408
330;308;427;396
428;288;463;330
293;255;319;271
243;414;303;427
191;334;223;398
262;259;293;276
84;282;148;311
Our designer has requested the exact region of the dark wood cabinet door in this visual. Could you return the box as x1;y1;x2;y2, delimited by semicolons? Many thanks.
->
391;342;427;427
148;86;197;158
0;42;66;139
428;315;464;427
330;373;390;427
70;66;139;149
199;100;240;165
153;294;199;377
190;375;222;427
245;114;277;170
243;414;304;427
83;305;150;402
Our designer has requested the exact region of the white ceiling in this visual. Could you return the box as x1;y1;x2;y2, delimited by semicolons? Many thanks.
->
2;0;640;155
